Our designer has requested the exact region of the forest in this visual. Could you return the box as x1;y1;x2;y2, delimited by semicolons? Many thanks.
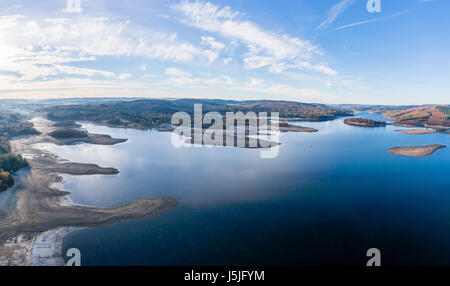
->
45;99;354;130
0;137;28;192
344;117;387;127
0;111;34;191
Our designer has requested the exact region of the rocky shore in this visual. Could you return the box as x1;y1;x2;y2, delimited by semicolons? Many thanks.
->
0;118;178;266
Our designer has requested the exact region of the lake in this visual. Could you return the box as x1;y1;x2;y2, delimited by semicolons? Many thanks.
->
37;112;450;265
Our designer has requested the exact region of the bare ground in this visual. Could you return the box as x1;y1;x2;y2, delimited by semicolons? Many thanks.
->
0;118;178;265
388;144;447;157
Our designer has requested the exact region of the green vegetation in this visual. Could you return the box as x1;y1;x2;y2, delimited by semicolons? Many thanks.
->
344;118;386;127
49;129;88;139
383;107;450;128
437;106;450;118
45;99;353;129
0;111;40;138
0;111;35;191
52;120;81;128
0;137;11;154
0;137;28;192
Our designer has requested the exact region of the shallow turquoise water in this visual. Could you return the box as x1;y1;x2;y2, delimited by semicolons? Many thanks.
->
38;112;449;265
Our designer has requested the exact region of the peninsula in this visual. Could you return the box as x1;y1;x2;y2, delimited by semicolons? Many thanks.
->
388;144;447;157
344;117;387;127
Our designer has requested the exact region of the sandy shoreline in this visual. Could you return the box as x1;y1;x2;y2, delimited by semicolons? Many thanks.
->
395;129;436;135
0;118;178;266
389;144;447;157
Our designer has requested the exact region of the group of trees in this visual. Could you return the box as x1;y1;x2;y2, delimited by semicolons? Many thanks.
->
49;129;88;139
437;106;450;118
0;110;36;191
0;111;40;138
344;118;387;127
0;137;28;192
45;99;354;130
0;137;11;154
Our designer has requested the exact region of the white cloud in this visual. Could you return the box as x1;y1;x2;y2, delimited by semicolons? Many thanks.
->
296;62;338;76
248;78;264;86
243;56;285;73
333;10;410;31
165;67;192;78
164;67;233;87
204;50;220;63
167;75;233;88
53;65;116;78
201;36;226;51
173;1;336;75
0;1;346;102
223;57;232;65
0;76;334;103
200;36;226;63
231;83;326;102
173;1;308;59
0;14;212;84
243;56;337;75
117;73;132;80
313;0;357;33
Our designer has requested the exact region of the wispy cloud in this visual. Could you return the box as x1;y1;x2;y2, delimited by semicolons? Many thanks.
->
172;1;336;75
333;10;410;31
117;73;132;80
313;0;358;33
165;67;192;78
0;13;213;83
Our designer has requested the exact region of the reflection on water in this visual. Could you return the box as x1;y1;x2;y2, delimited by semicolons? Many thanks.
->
42;112;450;265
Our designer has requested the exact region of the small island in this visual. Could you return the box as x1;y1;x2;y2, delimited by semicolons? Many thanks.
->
48;129;127;145
52;120;82;128
273;123;318;133
49;129;88;139
344;118;387;127
395;129;436;135
389;144;446;157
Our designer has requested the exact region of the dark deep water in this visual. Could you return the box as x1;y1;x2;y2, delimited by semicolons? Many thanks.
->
37;112;449;265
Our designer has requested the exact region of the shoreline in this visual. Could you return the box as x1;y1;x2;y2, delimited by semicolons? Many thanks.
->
389;144;447;157
395;129;436;135
395;128;449;135
0;118;178;266
29;227;79;266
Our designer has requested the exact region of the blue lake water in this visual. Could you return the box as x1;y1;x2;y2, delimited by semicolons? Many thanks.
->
38;112;449;265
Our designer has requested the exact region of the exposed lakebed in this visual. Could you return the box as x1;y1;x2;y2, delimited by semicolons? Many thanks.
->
28;112;450;265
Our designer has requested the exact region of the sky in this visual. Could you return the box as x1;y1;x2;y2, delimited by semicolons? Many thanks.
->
0;0;448;104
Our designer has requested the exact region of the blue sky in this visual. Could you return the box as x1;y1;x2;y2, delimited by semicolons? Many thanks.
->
0;0;448;104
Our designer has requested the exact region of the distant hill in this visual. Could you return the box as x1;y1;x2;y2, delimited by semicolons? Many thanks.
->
45;99;353;129
0;111;40;138
331;104;420;112
437;106;450;117
381;106;450;129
